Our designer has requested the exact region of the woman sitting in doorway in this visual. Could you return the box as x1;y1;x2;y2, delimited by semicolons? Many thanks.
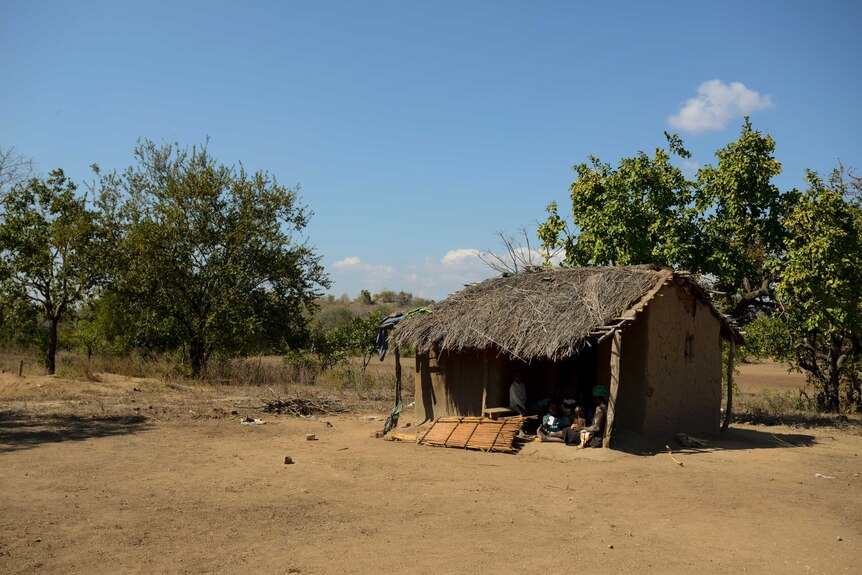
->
538;385;608;448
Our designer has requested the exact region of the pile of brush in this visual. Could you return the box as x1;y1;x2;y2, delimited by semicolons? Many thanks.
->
259;389;346;416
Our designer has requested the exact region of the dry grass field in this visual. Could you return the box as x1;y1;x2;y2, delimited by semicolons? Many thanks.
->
1;358;860;574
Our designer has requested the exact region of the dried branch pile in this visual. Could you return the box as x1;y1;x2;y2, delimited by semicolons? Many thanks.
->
260;391;347;416
392;265;666;361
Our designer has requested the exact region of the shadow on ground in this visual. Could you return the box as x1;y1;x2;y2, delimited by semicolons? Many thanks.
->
518;427;819;461
732;411;862;429
612;426;818;456
0;410;152;453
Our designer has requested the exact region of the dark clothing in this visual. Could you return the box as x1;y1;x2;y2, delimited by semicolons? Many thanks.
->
560;427;602;447
561;427;581;445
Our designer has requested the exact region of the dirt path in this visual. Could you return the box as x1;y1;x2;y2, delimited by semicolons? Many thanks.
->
1;407;860;574
1;363;860;574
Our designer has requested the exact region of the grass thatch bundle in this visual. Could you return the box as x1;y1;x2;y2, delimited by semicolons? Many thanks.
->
391;265;668;361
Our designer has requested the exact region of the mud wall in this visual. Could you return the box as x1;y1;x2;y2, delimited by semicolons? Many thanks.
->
442;350;485;416
611;310;650;432
640;282;722;435
414;350;505;421
415;352;443;423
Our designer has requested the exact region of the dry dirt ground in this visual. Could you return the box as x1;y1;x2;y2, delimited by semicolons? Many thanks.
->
1;363;860;574
736;361;808;392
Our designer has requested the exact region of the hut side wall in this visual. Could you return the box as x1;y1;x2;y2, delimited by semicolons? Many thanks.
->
442;350;485;416
641;282;722;435
414;350;491;421
415;352;445;423
611;310;650;432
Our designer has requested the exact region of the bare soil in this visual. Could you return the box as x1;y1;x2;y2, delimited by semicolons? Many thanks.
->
1;363;860;574
737;360;808;392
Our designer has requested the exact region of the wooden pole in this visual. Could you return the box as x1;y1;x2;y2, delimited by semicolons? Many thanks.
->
18;359;24;377
721;338;735;432
481;349;488;415
394;344;402;407
603;329;622;448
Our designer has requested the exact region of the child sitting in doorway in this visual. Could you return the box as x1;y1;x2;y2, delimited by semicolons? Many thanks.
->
571;406;587;431
537;402;571;441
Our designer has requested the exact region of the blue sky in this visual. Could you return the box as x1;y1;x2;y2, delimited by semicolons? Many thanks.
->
2;1;860;299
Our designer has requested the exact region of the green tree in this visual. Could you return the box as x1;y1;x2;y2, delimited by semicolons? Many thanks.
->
774;168;862;411
326;313;380;372
374;290;415;305
96;140;329;377
739;314;792;361
539;120;796;322
0;170;103;373
538;133;697;269
0;285;42;347
696;118;797;320
314;305;356;334
375;290;397;303
65;292;130;359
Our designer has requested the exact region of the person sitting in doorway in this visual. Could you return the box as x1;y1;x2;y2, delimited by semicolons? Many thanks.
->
557;372;580;417
574;385;609;448
570;405;587;430
536;401;571;441
509;369;528;415
539;385;608;447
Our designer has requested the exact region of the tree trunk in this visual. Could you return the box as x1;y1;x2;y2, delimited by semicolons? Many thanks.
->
45;318;59;375
826;347;841;413
190;339;206;378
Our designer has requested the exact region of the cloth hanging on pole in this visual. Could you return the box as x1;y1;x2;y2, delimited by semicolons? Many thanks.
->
375;307;432;360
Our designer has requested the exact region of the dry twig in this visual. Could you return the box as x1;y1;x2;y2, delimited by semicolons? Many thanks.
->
665;444;685;466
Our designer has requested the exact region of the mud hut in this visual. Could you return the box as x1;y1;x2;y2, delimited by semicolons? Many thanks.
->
391;265;741;444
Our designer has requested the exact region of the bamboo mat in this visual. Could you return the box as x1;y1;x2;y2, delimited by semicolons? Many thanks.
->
417;416;524;453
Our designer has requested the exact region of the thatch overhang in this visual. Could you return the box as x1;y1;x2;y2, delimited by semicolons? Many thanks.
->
391;264;742;362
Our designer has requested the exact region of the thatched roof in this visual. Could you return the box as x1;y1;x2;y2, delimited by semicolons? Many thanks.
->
391;264;738;361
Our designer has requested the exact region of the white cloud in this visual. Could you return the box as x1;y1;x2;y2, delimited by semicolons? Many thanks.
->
668;80;773;134
328;244;576;300
328;248;495;300
332;256;362;270
441;248;481;265
333;256;394;274
546;249;565;267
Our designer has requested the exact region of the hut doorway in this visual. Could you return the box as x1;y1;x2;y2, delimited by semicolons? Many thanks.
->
491;344;601;416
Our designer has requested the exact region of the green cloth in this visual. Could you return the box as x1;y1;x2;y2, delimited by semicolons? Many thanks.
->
383;401;403;434
404;307;432;319
592;384;609;399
